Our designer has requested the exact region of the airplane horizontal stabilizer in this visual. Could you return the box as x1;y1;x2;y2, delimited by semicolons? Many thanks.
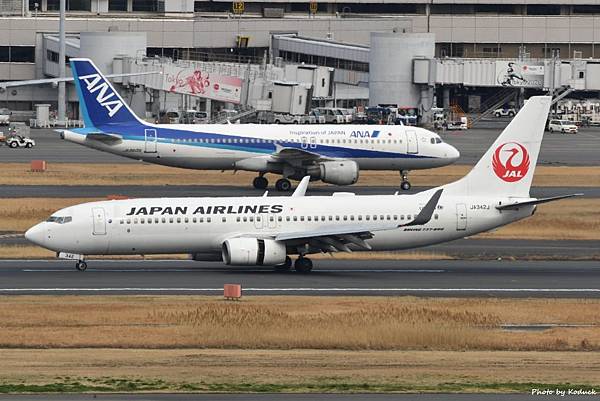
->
496;193;583;210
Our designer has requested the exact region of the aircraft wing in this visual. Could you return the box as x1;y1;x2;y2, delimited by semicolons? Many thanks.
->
273;189;443;253
272;146;334;162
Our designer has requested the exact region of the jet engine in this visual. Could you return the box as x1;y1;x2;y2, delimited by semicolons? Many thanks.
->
307;160;359;185
222;238;287;266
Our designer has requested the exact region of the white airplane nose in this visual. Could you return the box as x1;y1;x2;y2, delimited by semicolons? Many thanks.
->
447;145;461;161
24;224;45;246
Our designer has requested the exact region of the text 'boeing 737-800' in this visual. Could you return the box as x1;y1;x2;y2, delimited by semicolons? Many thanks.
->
26;96;580;272
58;58;460;191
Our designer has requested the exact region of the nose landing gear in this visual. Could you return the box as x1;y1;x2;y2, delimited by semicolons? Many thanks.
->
400;170;411;191
75;260;87;271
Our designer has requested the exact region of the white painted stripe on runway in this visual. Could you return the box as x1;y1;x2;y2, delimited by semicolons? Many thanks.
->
0;288;598;292
21;269;445;273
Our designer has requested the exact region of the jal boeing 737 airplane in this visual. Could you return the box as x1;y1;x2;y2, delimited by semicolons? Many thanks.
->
59;58;459;191
26;96;579;272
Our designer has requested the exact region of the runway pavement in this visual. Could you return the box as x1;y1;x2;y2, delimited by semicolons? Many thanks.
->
1;184;597;198
0;127;598;165
0;259;598;297
3;237;599;260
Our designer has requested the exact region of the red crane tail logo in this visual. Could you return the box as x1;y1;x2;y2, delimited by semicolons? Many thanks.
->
492;142;530;182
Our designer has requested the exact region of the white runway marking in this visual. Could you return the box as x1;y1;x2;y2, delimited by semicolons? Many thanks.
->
21;269;445;273
0;288;598;293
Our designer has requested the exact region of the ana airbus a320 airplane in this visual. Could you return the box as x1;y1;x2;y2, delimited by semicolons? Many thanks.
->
60;58;459;191
26;96;578;272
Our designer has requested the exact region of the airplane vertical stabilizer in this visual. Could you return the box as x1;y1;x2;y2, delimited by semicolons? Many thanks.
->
70;58;146;128
446;95;551;197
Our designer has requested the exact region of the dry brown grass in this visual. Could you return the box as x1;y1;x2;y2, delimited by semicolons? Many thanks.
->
0;198;99;232
2;163;600;187
0;296;598;351
476;198;600;240
0;245;55;259
1;348;599;391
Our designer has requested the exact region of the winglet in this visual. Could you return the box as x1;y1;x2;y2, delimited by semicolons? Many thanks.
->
400;189;443;227
292;176;311;197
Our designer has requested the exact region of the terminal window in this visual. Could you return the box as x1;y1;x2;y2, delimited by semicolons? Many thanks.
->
133;0;164;12
0;46;35;63
109;0;127;11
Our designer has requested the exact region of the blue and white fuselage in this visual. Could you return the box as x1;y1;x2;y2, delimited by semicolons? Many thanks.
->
64;58;459;190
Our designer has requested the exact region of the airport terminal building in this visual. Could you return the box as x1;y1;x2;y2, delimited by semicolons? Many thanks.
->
3;0;600;121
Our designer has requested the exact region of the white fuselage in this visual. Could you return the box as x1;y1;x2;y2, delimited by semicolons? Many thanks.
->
25;190;533;257
62;124;459;171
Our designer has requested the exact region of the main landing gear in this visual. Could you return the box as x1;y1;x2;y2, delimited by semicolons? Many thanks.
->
400;170;411;191
252;175;293;192
274;256;313;273
252;175;268;190
294;256;313;273
75;260;87;271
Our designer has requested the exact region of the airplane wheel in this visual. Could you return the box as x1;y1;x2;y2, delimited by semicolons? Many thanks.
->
253;176;268;190
275;178;292;192
294;257;313;273
275;256;292;272
75;261;87;271
401;181;411;191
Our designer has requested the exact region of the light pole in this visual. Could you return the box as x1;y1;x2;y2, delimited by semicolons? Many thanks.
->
57;0;66;122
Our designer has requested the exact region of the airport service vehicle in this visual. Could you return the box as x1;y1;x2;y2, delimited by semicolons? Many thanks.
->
340;109;354;123
309;110;326;124
0;108;10;125
548;119;578;134
316;108;345;124
26;96;578;272
5;135;35;148
182;110;209;124
60;59;459;192
493;108;516;117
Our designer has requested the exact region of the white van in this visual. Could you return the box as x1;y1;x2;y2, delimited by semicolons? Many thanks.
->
548;119;578;134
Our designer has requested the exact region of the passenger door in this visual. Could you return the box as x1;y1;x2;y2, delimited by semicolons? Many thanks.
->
92;207;107;235
405;129;418;154
144;128;158;153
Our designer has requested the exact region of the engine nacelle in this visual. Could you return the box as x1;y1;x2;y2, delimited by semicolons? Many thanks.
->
308;160;359;185
222;238;287;266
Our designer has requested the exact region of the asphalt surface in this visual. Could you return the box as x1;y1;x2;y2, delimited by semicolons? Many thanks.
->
3;237;599;260
0;184;596;198
0;394;592;401
0;259;598;298
0;126;599;165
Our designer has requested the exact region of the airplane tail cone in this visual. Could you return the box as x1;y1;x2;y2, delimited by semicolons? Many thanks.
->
446;96;551;197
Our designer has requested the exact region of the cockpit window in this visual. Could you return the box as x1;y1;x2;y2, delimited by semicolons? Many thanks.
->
46;216;72;224
431;137;443;144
